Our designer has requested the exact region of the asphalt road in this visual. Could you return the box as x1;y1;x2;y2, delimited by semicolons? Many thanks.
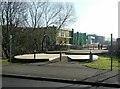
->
2;77;119;89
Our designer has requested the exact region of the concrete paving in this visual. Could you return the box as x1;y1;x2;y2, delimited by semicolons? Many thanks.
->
46;49;109;56
67;55;98;61
13;49;108;62
14;53;60;61
14;53;98;62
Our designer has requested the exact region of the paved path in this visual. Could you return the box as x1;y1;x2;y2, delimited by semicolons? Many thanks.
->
2;56;119;86
47;49;108;54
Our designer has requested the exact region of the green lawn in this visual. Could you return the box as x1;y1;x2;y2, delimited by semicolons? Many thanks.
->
82;56;120;70
0;59;29;64
0;59;9;64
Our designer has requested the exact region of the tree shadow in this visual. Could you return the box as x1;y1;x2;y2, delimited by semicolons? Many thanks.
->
82;70;119;84
82;70;111;81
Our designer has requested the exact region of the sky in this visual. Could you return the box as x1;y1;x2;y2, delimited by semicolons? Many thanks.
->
52;0;119;39
4;0;119;39
71;0;119;39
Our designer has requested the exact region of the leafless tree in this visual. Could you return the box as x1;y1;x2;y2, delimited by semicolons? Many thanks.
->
41;2;62;27
40;2;76;51
0;2;27;58
24;2;46;52
55;2;76;30
40;2;62;51
41;2;76;29
1;2;27;27
0;1;76;53
25;2;45;28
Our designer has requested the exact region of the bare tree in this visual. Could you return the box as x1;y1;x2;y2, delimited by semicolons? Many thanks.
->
1;2;27;27
41;2;76;51
0;2;27;58
40;2;62;51
41;2;62;27
55;2;76;30
24;2;46;52
25;2;46;28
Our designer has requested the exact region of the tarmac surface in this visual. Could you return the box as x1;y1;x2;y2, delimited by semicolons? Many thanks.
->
2;77;119;89
2;56;120;88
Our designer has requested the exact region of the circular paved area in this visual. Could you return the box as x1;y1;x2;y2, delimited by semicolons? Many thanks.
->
13;49;107;62
67;55;98;61
14;53;60;61
14;53;98;62
46;49;108;55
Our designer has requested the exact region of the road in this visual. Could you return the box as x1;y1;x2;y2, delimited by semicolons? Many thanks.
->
2;77;119;89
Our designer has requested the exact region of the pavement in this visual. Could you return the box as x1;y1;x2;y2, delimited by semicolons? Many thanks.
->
14;53;60;61
67;55;98;61
2;56;120;88
14;53;99;62
47;49;108;55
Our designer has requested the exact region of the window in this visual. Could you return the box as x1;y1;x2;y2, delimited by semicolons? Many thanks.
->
66;31;69;37
61;31;64;37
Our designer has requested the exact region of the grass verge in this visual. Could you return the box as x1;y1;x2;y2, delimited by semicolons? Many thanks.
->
0;59;9;65
0;59;30;65
82;56;120;71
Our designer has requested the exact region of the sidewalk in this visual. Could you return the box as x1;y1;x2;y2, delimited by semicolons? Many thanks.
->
2;56;120;87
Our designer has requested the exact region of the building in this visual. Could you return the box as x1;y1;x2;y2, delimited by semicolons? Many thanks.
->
44;27;73;50
87;34;96;44
87;34;105;44
56;29;72;45
96;36;105;44
73;32;87;46
55;28;73;50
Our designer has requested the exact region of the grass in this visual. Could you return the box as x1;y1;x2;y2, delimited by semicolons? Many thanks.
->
82;56;120;70
0;59;9;65
0;59;29;65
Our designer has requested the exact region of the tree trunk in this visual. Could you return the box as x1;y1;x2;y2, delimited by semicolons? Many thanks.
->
2;47;9;59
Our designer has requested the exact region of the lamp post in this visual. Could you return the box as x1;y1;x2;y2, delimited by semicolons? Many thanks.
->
10;34;12;63
42;33;47;52
110;34;113;71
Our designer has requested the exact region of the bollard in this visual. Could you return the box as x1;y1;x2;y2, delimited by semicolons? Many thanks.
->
10;34;12;63
34;50;36;59
60;51;62;61
89;50;93;62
